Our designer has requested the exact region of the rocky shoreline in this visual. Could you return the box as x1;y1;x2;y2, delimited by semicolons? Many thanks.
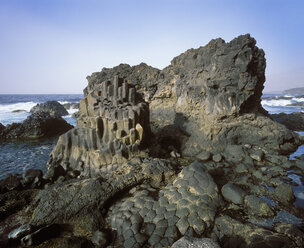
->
1;34;304;248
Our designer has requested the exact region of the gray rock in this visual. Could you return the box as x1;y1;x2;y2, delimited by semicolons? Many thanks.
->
271;112;304;131
250;149;264;162
47;76;151;177
274;183;295;203
244;195;274;217
196;151;211;161
171;237;221;248
30;101;68;117
212;154;222;163
90;230;107;247
23;169;43;187
221;182;246;204
0;112;73;140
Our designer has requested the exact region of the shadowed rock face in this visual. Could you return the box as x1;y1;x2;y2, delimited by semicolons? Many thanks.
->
48;76;151;177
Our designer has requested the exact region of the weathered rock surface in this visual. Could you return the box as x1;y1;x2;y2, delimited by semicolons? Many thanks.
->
47;76;151;177
106;161;222;247
0;112;73;140
221;182;246;205
172;237;221;248
30;101;68;117
271;112;304;131
84;34;302;156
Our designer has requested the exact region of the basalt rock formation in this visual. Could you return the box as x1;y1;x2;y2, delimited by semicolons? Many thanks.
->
9;34;304;248
30;101;69;117
84;34;303;156
48;76;151;177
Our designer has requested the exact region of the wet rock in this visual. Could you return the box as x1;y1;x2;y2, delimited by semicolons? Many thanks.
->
171;236;221;248
274;183;295;203
221;182;246;204
0;112;73;140
170;150;181;158
0;174;22;193
244;195;274;217
20;224;61;247
30;101;68;117
8;224;32;241
271;112;304;131
43;164;66;182
23;169;43;188
214;215;299;248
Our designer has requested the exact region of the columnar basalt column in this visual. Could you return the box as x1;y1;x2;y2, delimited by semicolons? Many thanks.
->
47;76;151;177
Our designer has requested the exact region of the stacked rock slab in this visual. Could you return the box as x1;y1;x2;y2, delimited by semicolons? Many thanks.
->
48;76;150;177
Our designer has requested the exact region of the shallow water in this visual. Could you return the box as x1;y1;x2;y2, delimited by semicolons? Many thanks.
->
0;138;57;180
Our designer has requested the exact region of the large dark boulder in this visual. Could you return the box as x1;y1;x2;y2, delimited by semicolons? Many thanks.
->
30;101;68;117
0;112;73;140
271;112;304;131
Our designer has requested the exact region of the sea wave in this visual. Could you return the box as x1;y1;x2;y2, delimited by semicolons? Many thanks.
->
261;97;304;107
0;101;37;113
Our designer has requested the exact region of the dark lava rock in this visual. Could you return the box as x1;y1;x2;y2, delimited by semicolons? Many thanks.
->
0;174;22;193
271;112;304;131
30;101;68;117
20;224;61;247
23;169;44;188
8;224;32;241
0;122;5;132
0;112;73;140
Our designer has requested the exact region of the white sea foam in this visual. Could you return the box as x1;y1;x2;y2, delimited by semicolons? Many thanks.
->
261;97;304;107
0;101;37;113
67;108;78;114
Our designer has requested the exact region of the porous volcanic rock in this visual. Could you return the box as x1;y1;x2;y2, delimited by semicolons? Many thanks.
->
47;76;151;177
0;112;73;140
83;34;303;156
30;101;69;117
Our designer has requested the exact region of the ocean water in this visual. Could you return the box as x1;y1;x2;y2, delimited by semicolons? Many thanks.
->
0;94;82;179
0;93;303;181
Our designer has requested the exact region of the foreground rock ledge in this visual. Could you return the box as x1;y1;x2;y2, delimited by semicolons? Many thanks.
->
1;34;304;248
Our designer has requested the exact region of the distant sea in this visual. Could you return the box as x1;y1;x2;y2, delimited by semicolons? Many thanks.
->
0;94;82;179
0;93;303;180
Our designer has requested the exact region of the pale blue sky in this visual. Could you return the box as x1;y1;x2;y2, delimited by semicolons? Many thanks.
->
0;0;303;93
